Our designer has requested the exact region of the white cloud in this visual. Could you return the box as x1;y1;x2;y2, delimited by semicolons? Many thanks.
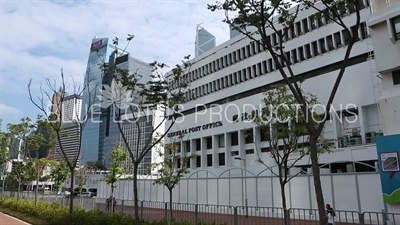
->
0;103;21;114
0;0;231;127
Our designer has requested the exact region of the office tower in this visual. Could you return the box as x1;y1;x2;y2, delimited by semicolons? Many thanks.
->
0;117;2;131
61;94;82;123
53;94;82;162
229;24;241;39
81;38;153;167
195;24;216;57
80;38;114;164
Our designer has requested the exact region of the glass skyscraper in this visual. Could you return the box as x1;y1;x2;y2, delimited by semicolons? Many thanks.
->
81;38;152;167
80;37;114;164
195;24;216;57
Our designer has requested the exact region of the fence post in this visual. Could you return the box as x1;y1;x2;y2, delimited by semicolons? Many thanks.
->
381;209;388;225
234;206;238;225
359;212;365;225
92;197;95;210
284;208;291;225
140;201;144;220
194;204;199;225
164;202;168;219
121;200;124;215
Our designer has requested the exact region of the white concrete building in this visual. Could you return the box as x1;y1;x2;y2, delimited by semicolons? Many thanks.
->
367;0;400;137
165;0;383;177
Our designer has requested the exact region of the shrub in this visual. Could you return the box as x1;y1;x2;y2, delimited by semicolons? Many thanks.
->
0;197;226;225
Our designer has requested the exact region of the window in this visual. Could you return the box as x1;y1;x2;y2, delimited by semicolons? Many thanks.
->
302;19;309;33
244;129;253;144
207;154;213;167
218;135;225;148
196;156;201;167
305;44;312;59
334;32;342;47
185;141;190;152
206;136;212;149
312;41;319;56
177;158;181;169
260;126;270;142
319;38;327;54
231;132;238;146
393;70;400;85
261;147;270;153
299;47;305;61
219;153;225;166
246;149;254;154
326;35;334;51
392;16;400;40
195;139;201;151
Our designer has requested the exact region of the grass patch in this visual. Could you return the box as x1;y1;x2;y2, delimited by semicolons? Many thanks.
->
0;206;50;225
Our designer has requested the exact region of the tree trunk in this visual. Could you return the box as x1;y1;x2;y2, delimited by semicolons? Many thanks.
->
309;136;326;225
133;164;140;225
17;180;21;201
1;176;6;197
169;188;173;222
280;181;288;225
35;169;39;206
69;169;75;214
111;188;114;214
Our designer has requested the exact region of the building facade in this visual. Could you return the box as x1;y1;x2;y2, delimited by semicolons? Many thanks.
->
119;104;165;175
101;51;153;167
61;94;82;123
367;0;400;205
165;0;382;177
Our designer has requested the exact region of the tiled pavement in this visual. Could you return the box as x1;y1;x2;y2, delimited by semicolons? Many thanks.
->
0;212;30;225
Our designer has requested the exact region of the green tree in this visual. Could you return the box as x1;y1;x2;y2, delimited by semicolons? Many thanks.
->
208;1;362;223
49;161;70;199
7;117;47;200
249;84;330;225
149;135;198;222
28;69;100;213
9;161;35;200
0;132;11;197
101;36;191;224
105;143;128;214
87;161;107;171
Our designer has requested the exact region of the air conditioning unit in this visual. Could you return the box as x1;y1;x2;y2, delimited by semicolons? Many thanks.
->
365;131;376;144
339;136;348;148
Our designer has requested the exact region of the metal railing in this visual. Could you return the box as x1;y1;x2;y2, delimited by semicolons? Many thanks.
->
2;192;399;225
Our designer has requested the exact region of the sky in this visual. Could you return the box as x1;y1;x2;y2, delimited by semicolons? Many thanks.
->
0;0;231;131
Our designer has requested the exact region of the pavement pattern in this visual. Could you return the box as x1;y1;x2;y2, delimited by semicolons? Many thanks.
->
0;212;31;225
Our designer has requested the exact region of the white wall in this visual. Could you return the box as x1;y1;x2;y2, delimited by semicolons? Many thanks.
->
96;172;400;214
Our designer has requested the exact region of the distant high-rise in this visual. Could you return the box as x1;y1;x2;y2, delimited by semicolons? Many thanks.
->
195;24;216;57
80;37;114;164
229;24;241;39
61;94;82;123
0;117;2;131
80;38;153;167
101;51;152;168
53;94;82;162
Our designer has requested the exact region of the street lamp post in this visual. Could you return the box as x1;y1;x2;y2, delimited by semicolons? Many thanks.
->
235;157;248;218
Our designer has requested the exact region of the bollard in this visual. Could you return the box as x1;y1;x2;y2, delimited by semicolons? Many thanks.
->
194;205;199;225
164;202;168;220
382;209;388;225
140;201;144;220
233;207;238;225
